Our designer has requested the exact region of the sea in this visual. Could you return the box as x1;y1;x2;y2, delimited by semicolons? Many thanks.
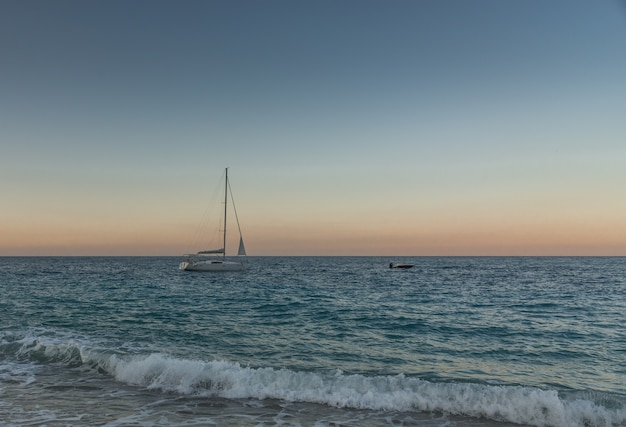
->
1;256;625;427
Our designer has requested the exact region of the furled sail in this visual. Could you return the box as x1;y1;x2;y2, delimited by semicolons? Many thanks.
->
237;237;246;256
198;248;225;255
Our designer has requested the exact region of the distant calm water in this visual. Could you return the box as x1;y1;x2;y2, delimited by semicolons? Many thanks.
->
1;256;625;427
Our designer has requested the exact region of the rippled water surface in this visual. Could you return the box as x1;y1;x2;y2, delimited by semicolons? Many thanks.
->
1;256;625;426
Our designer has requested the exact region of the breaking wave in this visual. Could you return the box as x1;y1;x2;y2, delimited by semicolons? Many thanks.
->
3;330;625;427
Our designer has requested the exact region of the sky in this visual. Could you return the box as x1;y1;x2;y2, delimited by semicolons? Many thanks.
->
1;0;625;256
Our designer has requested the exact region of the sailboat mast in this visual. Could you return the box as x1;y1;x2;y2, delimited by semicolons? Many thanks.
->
223;168;228;259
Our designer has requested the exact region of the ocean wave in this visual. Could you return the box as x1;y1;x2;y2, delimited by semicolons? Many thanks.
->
3;331;624;427
106;354;626;427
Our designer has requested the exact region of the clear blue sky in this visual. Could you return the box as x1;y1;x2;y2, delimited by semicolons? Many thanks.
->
2;0;625;255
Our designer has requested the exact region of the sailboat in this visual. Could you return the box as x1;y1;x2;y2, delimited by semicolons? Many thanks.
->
179;168;247;272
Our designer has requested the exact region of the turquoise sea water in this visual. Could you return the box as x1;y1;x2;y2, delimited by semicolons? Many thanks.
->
1;256;625;426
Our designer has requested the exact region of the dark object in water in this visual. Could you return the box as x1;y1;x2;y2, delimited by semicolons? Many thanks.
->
389;262;414;269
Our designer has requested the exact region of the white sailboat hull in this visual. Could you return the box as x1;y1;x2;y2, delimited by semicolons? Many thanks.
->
179;260;245;272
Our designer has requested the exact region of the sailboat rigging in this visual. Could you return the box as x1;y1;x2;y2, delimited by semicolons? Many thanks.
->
179;168;247;272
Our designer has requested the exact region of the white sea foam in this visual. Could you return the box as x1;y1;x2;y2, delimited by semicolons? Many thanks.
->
103;353;625;427
3;330;625;427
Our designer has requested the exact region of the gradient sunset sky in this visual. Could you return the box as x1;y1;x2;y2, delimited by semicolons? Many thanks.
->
2;0;625;256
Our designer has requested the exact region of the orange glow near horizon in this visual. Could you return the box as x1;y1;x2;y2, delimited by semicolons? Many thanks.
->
2;212;625;256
